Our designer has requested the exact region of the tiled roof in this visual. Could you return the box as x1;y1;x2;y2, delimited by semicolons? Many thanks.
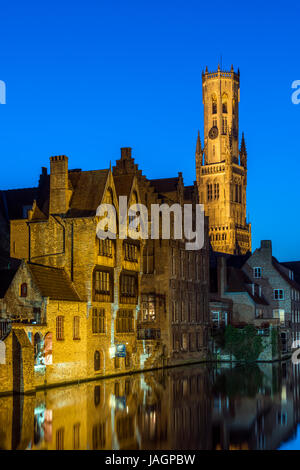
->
281;261;300;285
150;177;179;194
27;263;81;301
226;266;269;305
0;257;21;297
272;257;300;291
66;169;109;217
114;175;135;200
0;188;38;220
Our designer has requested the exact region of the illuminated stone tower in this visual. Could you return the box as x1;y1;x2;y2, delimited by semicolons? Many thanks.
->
196;65;251;255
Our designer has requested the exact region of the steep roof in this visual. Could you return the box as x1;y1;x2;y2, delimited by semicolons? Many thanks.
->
272;257;300;291
226;266;268;305
150;177;179;194
0;258;21;298
113;174;135;200
27;263;81;301
66;169;109;217
281;261;300;285
0;188;38;220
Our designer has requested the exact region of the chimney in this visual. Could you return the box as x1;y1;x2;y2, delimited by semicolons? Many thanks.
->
121;148;132;160
49;155;70;214
260;240;272;260
217;256;227;297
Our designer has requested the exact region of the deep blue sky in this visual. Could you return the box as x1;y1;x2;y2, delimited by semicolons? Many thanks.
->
0;0;299;260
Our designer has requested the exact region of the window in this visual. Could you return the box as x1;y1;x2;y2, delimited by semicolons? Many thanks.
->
92;308;105;333
56;316;64;340
94;271;110;293
212;95;217;114
94;386;101;406
274;289;284;300
141;295;156;322
114;356;120;369
20;283;28;298
56;428;64;450
73;423;80;450
289;270;294;280
92;423;106;449
116;310;134;333
197;332;202;350
94;350;101;371
273;309;285;323
117;416;134;442
222;118;227;134
120;274;137;301
94;270;112;301
124;242;138;262
214;183;219;200
222;93;228;114
73;316;80;340
207;183;213;201
98;238;113;257
254;267;262;278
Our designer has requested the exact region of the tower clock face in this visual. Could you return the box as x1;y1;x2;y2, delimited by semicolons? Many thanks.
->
208;126;218;140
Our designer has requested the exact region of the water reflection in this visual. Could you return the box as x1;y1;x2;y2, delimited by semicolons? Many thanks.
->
1;362;300;450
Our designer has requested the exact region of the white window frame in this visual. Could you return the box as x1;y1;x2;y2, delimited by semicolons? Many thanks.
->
253;267;262;279
274;289;284;300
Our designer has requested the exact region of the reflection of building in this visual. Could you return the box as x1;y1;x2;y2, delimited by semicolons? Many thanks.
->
1;362;300;450
211;363;299;450
196;66;251;255
0;148;210;393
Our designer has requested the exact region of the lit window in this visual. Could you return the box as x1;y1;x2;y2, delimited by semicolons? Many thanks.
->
273;309;285;323
141;295;156;322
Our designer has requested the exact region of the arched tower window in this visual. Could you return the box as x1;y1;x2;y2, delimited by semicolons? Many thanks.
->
94;350;101;371
20;283;28;298
222;93;228;114
211;95;217;114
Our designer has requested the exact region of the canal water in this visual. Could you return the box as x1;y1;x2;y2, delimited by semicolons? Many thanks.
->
1;361;300;450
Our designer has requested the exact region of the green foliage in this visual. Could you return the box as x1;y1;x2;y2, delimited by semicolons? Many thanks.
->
224;324;264;362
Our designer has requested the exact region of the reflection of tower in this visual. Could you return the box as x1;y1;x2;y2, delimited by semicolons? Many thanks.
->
196;65;251;255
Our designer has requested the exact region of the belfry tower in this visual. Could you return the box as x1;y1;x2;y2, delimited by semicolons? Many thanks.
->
196;65;251;255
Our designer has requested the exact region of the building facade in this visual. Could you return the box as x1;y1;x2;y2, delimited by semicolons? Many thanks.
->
0;148;210;393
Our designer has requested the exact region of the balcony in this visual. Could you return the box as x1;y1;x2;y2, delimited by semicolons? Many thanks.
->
137;328;161;340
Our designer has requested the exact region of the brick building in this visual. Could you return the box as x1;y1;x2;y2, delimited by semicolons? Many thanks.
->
0;148;210;393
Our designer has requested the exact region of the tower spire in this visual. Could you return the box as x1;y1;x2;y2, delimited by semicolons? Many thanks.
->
239;132;247;168
196;129;202;155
